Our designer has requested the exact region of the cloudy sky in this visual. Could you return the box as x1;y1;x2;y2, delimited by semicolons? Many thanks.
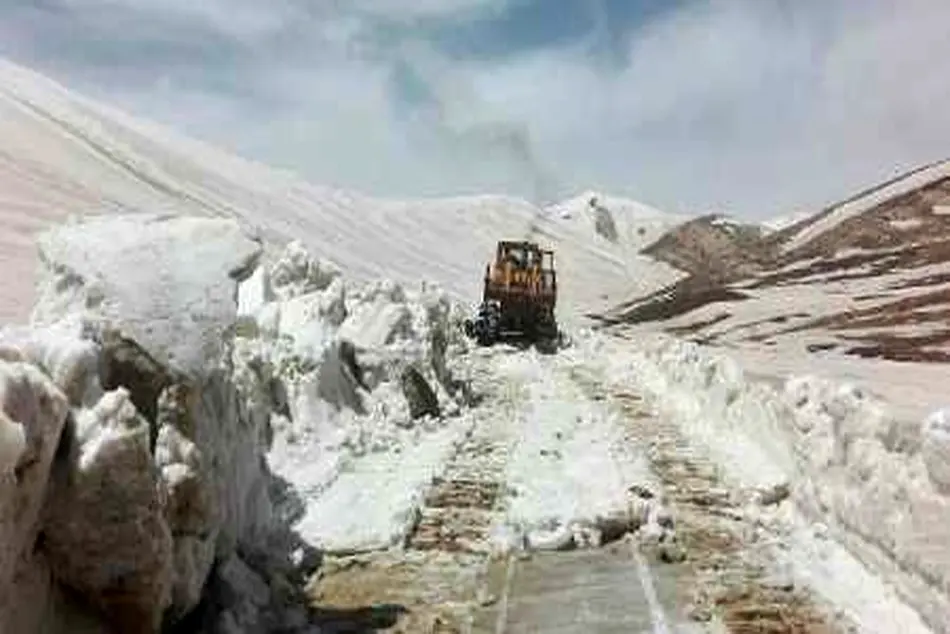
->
1;0;948;218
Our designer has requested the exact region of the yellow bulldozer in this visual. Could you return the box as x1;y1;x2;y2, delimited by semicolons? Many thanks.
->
463;240;560;347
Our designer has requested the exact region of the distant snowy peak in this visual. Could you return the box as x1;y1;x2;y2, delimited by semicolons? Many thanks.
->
541;190;687;248
546;190;680;222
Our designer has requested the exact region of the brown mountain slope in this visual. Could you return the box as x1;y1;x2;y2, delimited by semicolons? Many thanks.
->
593;160;950;364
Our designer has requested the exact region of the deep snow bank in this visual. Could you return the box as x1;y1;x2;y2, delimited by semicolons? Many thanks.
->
0;399;26;475
0;358;73;632
0;216;472;632
0;215;308;633
604;332;950;632
235;239;474;555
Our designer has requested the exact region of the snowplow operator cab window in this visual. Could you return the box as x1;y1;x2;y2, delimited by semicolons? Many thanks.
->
504;245;527;269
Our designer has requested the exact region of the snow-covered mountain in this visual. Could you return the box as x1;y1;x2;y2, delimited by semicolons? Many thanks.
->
0;59;683;326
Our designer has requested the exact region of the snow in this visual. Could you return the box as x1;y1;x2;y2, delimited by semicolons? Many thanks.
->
286;421;464;554
760;209;814;233
709;215;744;231
32;214;262;377
783;159;950;253
781;516;933;634
891;217;925;231
0;59;678;326
262;285;660;557
545;190;681;223
933;205;950;216
605;336;794;492
0;409;26;476
237;241;476;555
598;332;950;631
663;253;950;368
733;344;950;424
492;346;655;549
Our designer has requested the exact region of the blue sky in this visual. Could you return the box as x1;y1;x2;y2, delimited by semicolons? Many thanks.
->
1;0;949;218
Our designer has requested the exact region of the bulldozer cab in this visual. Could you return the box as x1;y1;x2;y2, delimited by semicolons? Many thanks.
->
486;240;556;303
466;239;560;346
500;242;539;268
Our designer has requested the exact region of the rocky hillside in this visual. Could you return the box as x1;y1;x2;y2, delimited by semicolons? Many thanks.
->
640;214;772;280
595;160;950;364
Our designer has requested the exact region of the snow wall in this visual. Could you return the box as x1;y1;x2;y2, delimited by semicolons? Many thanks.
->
0;214;470;634
606;334;950;632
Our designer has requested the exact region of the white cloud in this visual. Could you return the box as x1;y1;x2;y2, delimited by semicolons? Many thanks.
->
59;0;306;40
346;0;512;22
448;0;950;215
2;0;949;218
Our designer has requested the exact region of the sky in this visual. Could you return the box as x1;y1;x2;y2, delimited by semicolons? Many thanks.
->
1;0;949;219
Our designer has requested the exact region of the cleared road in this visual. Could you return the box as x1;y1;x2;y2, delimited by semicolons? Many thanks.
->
471;545;696;634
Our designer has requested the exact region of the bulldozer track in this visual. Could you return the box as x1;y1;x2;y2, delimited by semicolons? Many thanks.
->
309;417;517;634
604;388;844;633
406;421;512;554
312;357;850;633
309;363;530;634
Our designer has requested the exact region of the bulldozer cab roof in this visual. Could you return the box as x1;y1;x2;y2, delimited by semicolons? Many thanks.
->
496;240;552;255
494;240;555;273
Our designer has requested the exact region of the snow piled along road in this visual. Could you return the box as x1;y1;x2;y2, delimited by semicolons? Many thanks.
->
265;305;655;556
606;326;947;633
245;241;943;632
3;222;942;633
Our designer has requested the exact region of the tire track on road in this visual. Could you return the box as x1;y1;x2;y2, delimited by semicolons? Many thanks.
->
575;366;848;633
309;349;530;633
474;355;685;634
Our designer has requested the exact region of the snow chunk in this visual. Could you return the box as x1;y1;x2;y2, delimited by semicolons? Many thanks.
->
0;320;104;408
277;279;347;358
338;294;412;350
0;359;71;631
32;214;262;378
43;387;174;631
270;240;341;301
237;264;274;322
